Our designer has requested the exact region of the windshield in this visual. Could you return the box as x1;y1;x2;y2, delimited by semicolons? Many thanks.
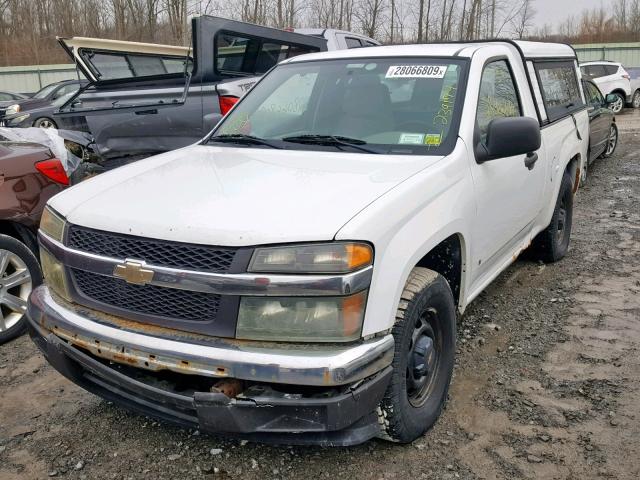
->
210;57;467;155
33;84;59;99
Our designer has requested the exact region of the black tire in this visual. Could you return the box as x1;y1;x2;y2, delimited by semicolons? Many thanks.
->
33;117;57;129
530;172;574;263
600;123;618;158
632;90;640;109
0;234;42;344
609;93;625;114
377;268;456;443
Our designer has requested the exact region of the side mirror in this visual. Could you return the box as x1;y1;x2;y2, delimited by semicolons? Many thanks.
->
476;117;541;163
605;93;618;105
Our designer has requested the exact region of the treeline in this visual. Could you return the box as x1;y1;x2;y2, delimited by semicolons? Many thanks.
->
0;0;638;67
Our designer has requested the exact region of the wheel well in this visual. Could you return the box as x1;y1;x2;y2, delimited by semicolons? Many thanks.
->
415;234;462;305
0;221;38;257
611;89;626;97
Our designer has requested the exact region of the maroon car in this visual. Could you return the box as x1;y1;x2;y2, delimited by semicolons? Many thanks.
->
0;137;68;343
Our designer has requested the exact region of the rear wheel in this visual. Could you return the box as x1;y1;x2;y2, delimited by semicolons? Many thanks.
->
609;93;625;114
600;123;618;158
632;90;640;109
0;235;42;344
377;268;456;443
33;117;57;129
530;172;573;263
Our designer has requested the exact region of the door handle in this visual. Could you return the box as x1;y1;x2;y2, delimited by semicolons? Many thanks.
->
135;109;158;115
524;152;538;170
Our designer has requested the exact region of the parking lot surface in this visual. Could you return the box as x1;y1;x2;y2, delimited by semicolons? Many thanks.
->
1;111;639;480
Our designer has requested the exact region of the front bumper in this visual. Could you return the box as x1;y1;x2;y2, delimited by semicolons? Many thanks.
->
27;286;394;445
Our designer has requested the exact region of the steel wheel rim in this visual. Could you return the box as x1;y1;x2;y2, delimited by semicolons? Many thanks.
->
556;197;568;244
606;126;618;155
38;119;54;128
0;250;32;332
406;307;441;407
611;96;624;113
633;92;640;109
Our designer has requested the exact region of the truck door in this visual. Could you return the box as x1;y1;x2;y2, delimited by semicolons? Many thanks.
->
56;18;326;161
467;57;546;284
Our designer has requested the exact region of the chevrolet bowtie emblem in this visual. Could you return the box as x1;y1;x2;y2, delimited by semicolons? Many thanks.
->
113;260;154;285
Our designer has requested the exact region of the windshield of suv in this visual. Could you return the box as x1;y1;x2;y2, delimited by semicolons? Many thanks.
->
210;57;468;155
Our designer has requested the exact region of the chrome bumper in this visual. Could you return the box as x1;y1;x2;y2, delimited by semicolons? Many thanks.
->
28;286;394;387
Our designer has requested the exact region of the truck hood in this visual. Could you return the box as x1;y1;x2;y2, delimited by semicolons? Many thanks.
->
50;145;440;246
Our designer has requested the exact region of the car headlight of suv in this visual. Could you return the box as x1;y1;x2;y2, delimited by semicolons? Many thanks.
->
5;104;20;115
39;206;71;301
248;242;373;273
237;290;367;342
239;242;373;342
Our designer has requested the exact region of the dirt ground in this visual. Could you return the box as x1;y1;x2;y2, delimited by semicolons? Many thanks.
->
1;111;639;480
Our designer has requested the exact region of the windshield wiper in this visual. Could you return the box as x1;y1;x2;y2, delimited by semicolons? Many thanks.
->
208;134;282;149
281;135;381;154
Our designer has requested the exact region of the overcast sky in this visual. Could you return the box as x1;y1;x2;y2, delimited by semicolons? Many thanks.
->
531;0;616;29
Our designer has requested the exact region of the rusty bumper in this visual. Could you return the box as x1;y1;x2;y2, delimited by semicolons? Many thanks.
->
27;286;394;387
26;286;394;445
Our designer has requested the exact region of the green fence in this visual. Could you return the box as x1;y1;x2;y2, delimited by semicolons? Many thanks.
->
573;42;640;76
0;64;83;94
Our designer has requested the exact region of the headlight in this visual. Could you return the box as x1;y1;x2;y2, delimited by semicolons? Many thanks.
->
40;248;72;302
236;290;367;342
249;242;373;273
5;104;20;115
40;206;66;242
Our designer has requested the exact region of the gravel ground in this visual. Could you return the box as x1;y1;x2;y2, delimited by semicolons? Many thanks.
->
1;111;639;480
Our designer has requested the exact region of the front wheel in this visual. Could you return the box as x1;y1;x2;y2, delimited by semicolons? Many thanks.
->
632;90;640;109
377;268;456;443
0;235;42;344
609;93;625;114
33;117;57;129
600;123;618;158
530;172;574;263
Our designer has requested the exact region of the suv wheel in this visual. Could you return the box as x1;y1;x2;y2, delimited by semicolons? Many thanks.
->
530;172;574;263
633;90;640;109
0;235;42;344
601;123;618;158
609;93;625;114
377;267;456;443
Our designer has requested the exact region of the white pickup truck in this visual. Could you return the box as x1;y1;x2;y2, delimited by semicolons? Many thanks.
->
28;40;588;446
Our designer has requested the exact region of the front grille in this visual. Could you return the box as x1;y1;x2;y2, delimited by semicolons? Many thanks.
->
67;225;237;273
72;268;220;322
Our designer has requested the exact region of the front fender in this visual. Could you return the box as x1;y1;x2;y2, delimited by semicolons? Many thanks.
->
336;143;475;336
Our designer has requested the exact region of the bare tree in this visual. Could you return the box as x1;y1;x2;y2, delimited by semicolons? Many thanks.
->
510;0;535;39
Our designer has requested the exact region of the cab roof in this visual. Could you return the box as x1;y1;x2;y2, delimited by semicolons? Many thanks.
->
284;40;576;63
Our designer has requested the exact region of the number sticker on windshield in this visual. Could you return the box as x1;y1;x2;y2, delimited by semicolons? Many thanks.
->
385;65;447;79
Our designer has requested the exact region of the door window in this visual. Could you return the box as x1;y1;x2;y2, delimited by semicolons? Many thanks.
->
603;64;619;75
345;37;363;49
476;60;522;142
582;64;607;78
535;61;584;122
215;32;319;76
0;93;12;101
